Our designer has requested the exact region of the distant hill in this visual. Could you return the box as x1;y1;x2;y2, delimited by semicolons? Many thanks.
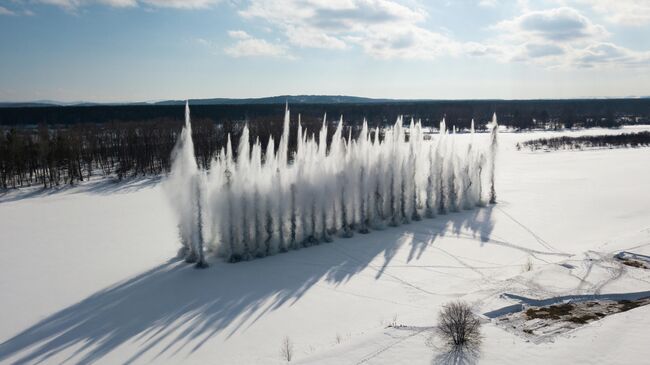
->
0;101;142;108
0;102;60;108
0;95;395;108
3;95;650;108
155;95;396;106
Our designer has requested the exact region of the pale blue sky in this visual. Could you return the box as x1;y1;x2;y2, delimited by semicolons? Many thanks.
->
1;0;649;102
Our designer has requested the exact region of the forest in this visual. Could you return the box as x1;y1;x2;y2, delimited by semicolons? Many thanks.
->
519;131;650;151
0;115;361;189
2;98;649;129
1;98;649;189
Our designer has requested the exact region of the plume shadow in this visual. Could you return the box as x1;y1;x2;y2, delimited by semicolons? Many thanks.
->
0;207;497;364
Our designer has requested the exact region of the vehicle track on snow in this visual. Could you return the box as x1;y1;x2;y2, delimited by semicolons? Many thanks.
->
355;327;431;365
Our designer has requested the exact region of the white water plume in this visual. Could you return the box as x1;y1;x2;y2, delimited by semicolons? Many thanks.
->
488;112;498;204
167;103;498;264
164;101;207;266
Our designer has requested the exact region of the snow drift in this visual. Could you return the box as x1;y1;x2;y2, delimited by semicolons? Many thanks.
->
166;102;498;264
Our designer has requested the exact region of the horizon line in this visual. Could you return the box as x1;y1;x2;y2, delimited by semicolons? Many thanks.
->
1;94;649;106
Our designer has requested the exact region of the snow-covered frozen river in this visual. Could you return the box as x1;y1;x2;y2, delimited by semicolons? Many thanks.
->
1;126;650;364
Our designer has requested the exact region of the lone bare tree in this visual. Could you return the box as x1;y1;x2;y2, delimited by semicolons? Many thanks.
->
436;301;482;347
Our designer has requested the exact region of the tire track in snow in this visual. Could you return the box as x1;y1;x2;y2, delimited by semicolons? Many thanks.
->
314;283;430;310
355;327;429;365
330;244;440;297
447;231;570;259
495;205;565;254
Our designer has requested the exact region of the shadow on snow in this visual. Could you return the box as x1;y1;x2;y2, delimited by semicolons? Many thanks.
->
0;207;499;364
0;176;162;204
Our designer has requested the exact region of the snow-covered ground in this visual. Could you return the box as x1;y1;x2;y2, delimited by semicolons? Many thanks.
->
1;126;650;364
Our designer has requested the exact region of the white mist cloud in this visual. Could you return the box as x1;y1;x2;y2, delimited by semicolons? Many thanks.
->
224;30;293;59
36;0;135;9
141;0;218;9
478;0;498;7
233;1;650;67
0;5;17;15
35;0;219;10
495;7;608;42
20;0;650;70
484;6;650;69
571;42;650;68
238;0;460;59
576;0;650;26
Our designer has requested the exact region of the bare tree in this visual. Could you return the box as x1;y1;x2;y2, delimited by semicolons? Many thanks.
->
280;336;294;362
436;301;482;347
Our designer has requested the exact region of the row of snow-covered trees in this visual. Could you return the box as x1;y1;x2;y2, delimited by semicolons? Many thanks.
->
167;103;498;265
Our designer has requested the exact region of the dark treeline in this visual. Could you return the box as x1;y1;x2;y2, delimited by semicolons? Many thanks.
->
0;114;355;189
2;98;650;129
519;131;650;151
2;98;650;188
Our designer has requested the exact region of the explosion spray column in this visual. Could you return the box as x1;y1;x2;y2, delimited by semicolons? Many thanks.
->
165;101;207;268
489;112;498;204
194;171;208;268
